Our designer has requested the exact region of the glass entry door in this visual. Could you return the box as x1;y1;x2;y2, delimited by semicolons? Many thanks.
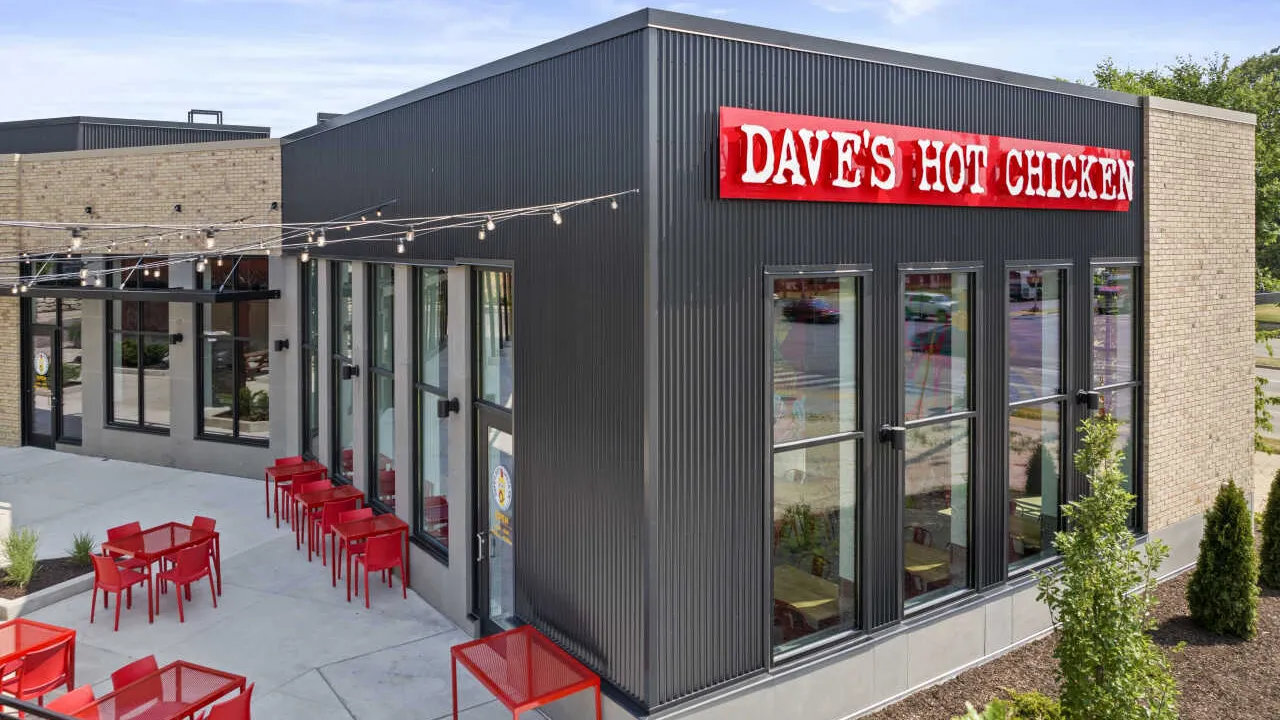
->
27;326;56;448
476;403;515;632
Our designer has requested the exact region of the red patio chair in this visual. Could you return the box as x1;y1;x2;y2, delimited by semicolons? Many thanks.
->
335;507;375;583
293;479;332;551
270;455;306;520
90;554;152;631
354;533;406;608
156;540;217;623
197;683;254;720
104;521;149;582
283;469;326;526
0;637;73;714
46;684;95;715
109;655;158;691
312;497;359;565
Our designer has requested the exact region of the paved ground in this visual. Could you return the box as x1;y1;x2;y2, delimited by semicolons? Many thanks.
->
0;447;540;719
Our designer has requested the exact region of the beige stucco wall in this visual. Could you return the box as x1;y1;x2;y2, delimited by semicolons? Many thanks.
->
0;139;281;448
1143;96;1257;529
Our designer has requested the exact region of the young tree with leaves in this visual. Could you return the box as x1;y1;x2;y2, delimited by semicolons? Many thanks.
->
1036;414;1177;720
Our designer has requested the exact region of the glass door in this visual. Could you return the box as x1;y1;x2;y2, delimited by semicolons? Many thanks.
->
27;326;56;448
476;404;515;632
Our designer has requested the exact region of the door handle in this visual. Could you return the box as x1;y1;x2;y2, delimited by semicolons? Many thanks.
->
475;532;487;562
1075;390;1101;411
879;424;906;451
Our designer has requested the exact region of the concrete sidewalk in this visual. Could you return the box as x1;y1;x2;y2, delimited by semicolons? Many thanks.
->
0;447;536;719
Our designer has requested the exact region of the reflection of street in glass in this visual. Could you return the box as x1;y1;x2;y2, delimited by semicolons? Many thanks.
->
903;421;968;604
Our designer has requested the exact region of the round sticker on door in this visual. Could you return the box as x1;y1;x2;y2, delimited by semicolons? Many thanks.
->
491;465;513;512
33;351;50;378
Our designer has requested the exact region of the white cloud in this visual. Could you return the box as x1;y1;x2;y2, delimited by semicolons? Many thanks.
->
815;0;943;24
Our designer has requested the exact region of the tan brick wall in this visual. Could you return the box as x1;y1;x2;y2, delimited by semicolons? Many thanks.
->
1144;98;1256;530
0;140;281;447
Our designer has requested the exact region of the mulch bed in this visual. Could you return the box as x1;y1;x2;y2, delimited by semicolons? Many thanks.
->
867;568;1280;719
0;557;92;600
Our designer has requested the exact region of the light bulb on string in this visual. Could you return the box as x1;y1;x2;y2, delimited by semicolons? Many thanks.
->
8;286;15;295
405;230;414;243
552;209;562;225
196;258;206;272
216;257;224;267
71;228;83;250
610;198;618;210
317;231;327;247
205;230;216;250
80;278;87;287
376;208;382;218
397;239;406;254
360;215;367;222
300;250;310;263
345;225;351;232
307;231;315;245
79;267;89;280
478;229;486;241
94;276;103;287
19;284;27;293
485;217;495;232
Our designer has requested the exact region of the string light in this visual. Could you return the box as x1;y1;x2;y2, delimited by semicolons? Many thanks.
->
552;209;562;225
360;215;367;222
478;229;486;240
79;267;89;280
300;250;310;263
397;238;406;254
18;284;27;293
94;276;103;287
376;208;382;218
80;278;87;287
216;257;224;267
485;217;495;232
610;198;618;210
205;230;216;250
196;258;206;272
71;228;83;250
8;286;15;295
405;230;414;243
317;230;327;247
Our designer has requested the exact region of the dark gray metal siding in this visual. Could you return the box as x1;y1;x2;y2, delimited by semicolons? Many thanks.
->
0;122;80;154
79;123;267;149
0;119;267;154
649;28;1142;706
280;32;649;704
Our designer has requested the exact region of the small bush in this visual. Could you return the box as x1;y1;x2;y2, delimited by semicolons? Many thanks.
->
1005;690;1061;720
1188;479;1259;638
953;699;1014;720
1261;468;1280;589
67;532;95;567
2;527;40;589
1024;442;1056;497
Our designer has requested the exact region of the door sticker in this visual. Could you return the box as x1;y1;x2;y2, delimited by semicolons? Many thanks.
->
34;351;50;389
491;464;513;545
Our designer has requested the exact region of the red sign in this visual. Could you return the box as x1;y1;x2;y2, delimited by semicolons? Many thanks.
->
719;107;1134;211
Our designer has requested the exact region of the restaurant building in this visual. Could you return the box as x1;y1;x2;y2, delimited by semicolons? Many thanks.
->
0;9;1258;719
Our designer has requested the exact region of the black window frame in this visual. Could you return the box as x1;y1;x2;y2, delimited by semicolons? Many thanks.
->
22;260;86;447
300;259;320;460
366;263;396;513
104;258;171;435
193;256;271;446
412;265;450;563
330;260;355;484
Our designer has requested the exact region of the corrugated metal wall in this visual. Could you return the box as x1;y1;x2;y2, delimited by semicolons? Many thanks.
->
80;123;267;149
280;31;650;703
649;28;1143;706
0;122;80;154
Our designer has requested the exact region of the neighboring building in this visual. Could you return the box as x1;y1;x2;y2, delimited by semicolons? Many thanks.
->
0;9;1258;720
0;113;269;155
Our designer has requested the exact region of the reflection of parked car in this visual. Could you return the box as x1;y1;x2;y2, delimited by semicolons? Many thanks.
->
909;325;951;354
783;298;840;323
905;292;956;321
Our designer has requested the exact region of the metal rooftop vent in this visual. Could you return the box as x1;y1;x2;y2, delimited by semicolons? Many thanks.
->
187;109;224;125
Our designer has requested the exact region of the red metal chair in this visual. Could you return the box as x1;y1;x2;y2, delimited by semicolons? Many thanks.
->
293;479;332;552
197;683;254;720
312;497;359;565
353;533;406;608
104;522;149;579
335;507;375;583
156;541;217;623
46;684;95;715
192;516;217;532
270;455;307;519
283;469;326;526
0;637;73;714
109;655;158;691
90;554;152;631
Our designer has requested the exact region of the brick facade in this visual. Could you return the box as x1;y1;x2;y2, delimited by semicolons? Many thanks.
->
1143;97;1256;529
0;139;280;447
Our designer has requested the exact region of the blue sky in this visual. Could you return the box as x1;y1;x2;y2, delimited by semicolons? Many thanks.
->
0;0;1276;135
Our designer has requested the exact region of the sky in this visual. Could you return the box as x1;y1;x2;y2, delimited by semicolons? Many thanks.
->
0;0;1277;136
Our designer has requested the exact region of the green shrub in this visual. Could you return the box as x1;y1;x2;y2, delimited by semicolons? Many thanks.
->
237;387;270;422
67;532;95;567
1025;442;1056;497
2;527;40;589
1262;468;1280;589
1036;414;1177;720
1005;690;1061;720
953;699;1014;720
1187;479;1259;638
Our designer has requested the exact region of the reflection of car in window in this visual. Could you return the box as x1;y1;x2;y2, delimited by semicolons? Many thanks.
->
782;298;840;323
904;292;955;321
909;325;951;354
1008;270;1041;301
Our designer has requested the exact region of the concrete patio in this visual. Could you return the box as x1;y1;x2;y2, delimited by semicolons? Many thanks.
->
0;447;542;719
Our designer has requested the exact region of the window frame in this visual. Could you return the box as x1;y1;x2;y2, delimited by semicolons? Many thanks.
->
412;265;450;563
104;259;171;434
897;262;981;616
299;259;320;460
1088;259;1143;532
1003;260;1072;577
330;260;355;484
193;257;271;446
764;264;871;664
365;263;396;513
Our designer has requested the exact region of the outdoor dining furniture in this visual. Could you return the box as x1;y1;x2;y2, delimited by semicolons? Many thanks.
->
282;470;328;528
353;533;406;608
110;655;157;691
197;683;254;719
450;625;602;720
293;484;362;555
100;522;223;617
0;628;75;711
771;565;840;629
45;684;95;714
104;522;149;575
332;514;409;601
331;507;374;587
89;555;153;631
0;620;75;687
311;497;360;565
155;541;218;623
67;660;246;720
264;459;326;528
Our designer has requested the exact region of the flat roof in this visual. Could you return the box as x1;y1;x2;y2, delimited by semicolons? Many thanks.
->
288;7;1140;142
0;115;270;134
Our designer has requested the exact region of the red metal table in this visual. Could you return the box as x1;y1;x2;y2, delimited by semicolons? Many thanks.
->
451;626;601;720
264;460;327;527
67;660;245;720
294;484;365;558
101;523;222;620
0;618;75;690
331;515;409;596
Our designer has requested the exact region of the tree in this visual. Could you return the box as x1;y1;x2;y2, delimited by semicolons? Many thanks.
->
1187;479;1259;638
1037;414;1177;720
1259;468;1280;588
1094;50;1280;287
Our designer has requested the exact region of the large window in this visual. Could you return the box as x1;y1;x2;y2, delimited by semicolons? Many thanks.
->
415;268;449;553
476;270;514;410
331;262;355;482
902;271;973;608
769;273;861;654
300;260;320;459
368;264;396;510
196;257;270;443
1007;267;1067;570
1091;265;1140;515
107;260;171;431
